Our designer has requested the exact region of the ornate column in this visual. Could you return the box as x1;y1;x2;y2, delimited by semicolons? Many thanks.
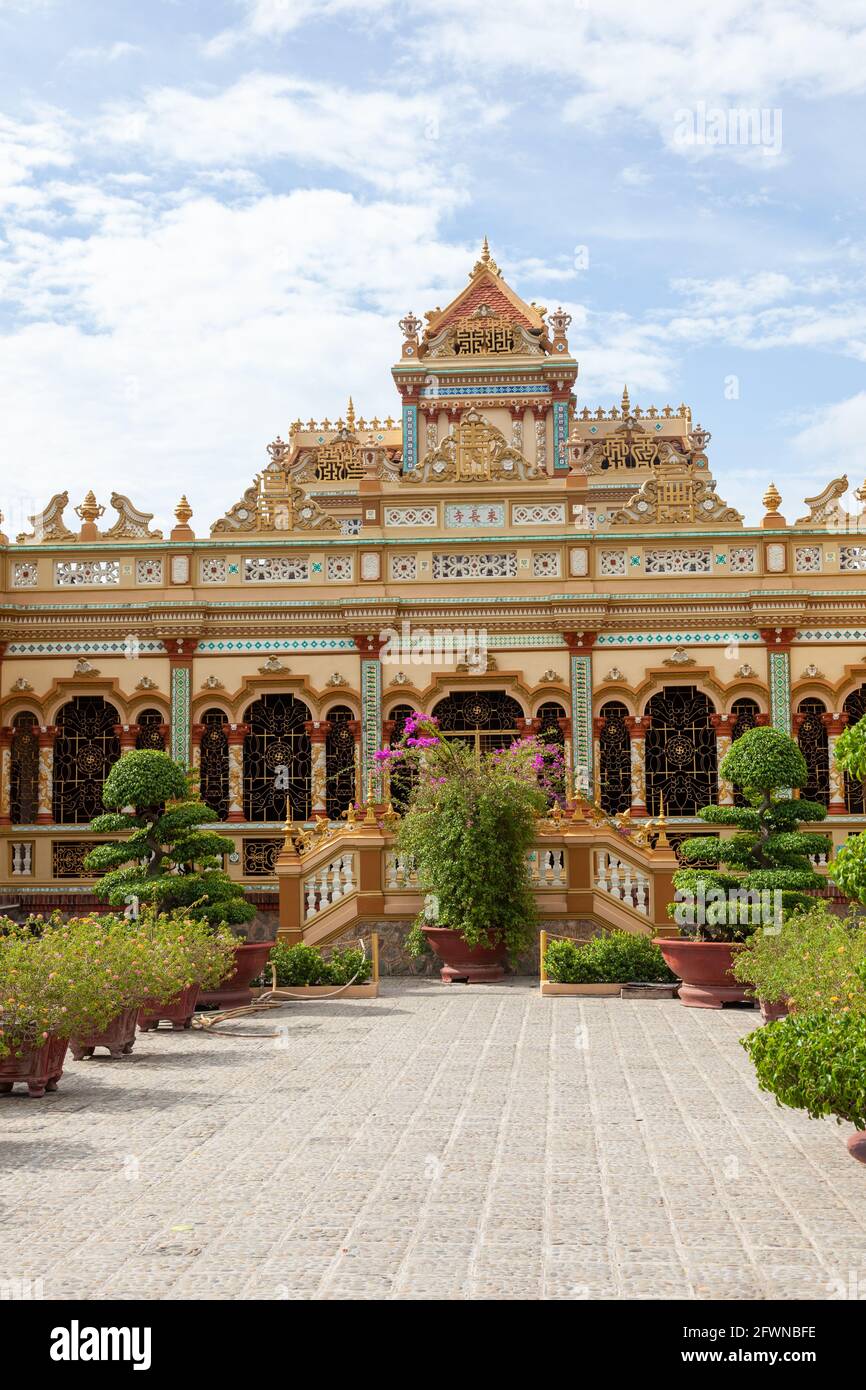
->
113;723;140;755
304;719;331;818
564;632;597;798
760;628;796;735
710;713;734;805
0;726;13;825
355;636;385;802
528;405;547;472
823;711;848;815
163;637;197;767
516;716;541;738
36;725;58;824
623;715;647;817
225;723;249;823
551;394;571;473
348;718;363;806
190;722;204;775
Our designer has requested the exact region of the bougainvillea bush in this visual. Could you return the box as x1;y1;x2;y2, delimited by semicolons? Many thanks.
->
379;713;560;959
84;749;254;930
671;727;829;941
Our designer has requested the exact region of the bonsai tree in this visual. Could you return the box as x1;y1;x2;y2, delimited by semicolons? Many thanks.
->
381;713;558;960
742;1005;866;1137
84;749;255;931
671;726;830;939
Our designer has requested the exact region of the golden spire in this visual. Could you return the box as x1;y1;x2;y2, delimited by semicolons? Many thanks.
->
763;482;782;514
175;495;192;526
470;235;501;278
346;397;355;431
74;490;104;525
621;385;631;417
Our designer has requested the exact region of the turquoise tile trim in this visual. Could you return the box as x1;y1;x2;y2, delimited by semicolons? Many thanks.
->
170;666;191;767
596;631;762;647
418;383;552;397
195;638;354;652
570;653;593;794
402;402;418;471
361;657;383;800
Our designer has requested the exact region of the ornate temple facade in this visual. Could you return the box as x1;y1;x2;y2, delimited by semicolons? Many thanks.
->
1;241;864;942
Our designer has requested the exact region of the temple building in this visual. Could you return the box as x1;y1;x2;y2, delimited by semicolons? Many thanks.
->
1;241;864;948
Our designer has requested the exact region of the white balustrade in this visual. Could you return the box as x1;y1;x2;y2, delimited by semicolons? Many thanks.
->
11;842;33;876
302;852;357;920
527;847;566;888
594;849;649;915
810;852;829;868
384;850;417;890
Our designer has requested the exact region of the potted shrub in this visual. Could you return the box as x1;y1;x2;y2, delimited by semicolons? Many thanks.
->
732;901;866;1022
137;913;237;1030
742;1006;866;1164
542;930;677;997
67;913;164;1058
382;714;559;981
85;750;263;1009
0;920;127;1095
657;727;829;1007
264;941;375;997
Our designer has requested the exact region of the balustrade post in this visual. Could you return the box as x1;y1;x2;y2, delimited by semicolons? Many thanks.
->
275;823;303;944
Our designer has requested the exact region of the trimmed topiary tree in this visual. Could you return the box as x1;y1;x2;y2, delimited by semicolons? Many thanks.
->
83;749;255;931
671;726;830;939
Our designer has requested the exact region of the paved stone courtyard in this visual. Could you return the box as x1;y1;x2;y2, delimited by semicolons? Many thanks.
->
2;979;866;1301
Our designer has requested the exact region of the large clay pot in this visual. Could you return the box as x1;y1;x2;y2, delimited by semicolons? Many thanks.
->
69;1006;141;1059
759;997;790;1023
422;926;507;983
0;1036;69;1097
847;1132;866;1165
198;942;273;1010
138;983;200;1032
653;938;752;1009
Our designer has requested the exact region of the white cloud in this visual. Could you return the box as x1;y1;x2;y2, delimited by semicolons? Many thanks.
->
63;41;143;64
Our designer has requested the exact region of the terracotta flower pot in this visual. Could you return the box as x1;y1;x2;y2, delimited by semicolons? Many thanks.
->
759;997;790;1023
198;942;273;1010
0;1036;69;1097
138;983;200;1032
846;1132;866;1165
69;1006;141;1059
422;926;507;983
653;938;752;1009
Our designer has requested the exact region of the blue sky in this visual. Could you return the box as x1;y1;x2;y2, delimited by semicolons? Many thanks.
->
1;0;865;534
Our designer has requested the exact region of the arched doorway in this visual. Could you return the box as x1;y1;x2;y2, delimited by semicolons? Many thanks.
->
325;705;356;820
796;698;829;807
729;697;760;807
431;690;524;757
10;712;39;824
53;696;121;823
598;701;631;816
199;709;229;819
136;708;166;751
644;686;717;816
243;693;312;821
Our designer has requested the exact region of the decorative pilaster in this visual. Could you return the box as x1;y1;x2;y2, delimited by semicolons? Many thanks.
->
564;632;596;797
623;716;647;817
402;400;418;471
516;716;541;737
0;726;13;825
710;713;734;804
305;719;331;817
113;723;140;754
226;724;249;822
824;712;848;815
36;725;58;824
760;628;795;735
164;637;197;767
354;636;385;800
552;396;570;473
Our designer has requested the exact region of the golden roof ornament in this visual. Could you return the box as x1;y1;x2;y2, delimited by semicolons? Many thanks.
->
170;494;195;541
469;235;501;278
621;385;631;418
763;482;782;514
75;490;104;541
346;397;355;432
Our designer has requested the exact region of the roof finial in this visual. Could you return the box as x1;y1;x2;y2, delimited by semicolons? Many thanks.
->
346;396;355;431
481;234;490;262
621;385;631;417
470;236;500;278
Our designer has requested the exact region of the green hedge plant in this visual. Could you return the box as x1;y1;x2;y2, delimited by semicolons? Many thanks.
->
543;931;677;985
732;901;866;1011
742;1006;866;1130
267;941;371;987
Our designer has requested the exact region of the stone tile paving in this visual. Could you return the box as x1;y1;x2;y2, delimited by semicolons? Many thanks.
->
2;979;865;1300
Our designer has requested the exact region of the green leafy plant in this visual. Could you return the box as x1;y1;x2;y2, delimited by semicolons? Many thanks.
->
383;714;554;959
829;714;866;906
84;750;254;932
670;727;829;941
267;940;370;987
543;931;677;985
742;1005;866;1129
732;901;866;1010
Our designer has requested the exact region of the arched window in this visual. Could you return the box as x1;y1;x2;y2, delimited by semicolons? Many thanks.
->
844;686;866;812
53;696;121;823
388;704;417;813
136;708;166;751
730;697;760;807
645;686;717;816
797;698;829;808
199;709;228;819
536;700;567;804
243;693;311;822
10;712;39;825
432;690;524;757
325;705;356;821
598;701;631;816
